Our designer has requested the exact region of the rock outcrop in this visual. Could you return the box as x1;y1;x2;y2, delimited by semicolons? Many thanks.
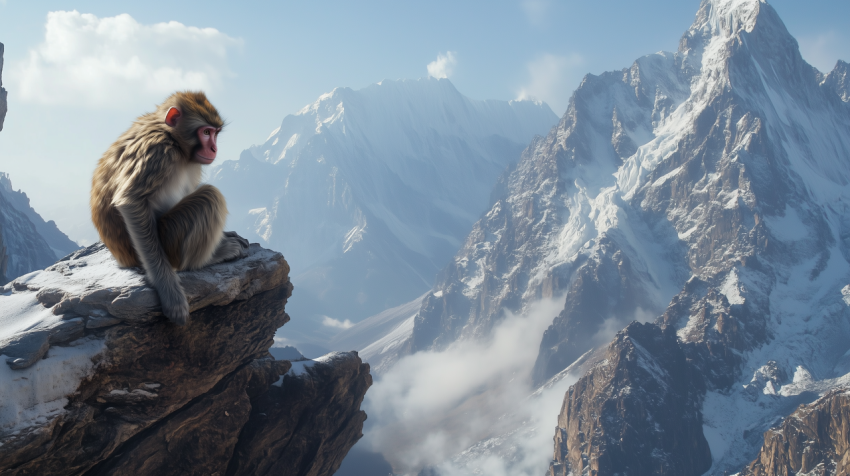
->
549;322;711;476
744;388;850;476
0;42;7;282
0;42;7;131
0;243;371;475
0;173;80;262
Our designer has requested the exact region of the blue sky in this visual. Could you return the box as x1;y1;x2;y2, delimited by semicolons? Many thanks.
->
0;0;848;242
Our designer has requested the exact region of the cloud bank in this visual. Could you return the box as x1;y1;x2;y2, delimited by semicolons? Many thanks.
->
427;51;457;79
13;11;242;109
360;296;575;475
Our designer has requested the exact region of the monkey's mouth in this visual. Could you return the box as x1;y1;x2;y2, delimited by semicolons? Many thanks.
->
195;154;215;165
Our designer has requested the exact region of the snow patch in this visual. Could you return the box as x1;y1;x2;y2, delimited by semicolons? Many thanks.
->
0;337;104;436
764;206;808;242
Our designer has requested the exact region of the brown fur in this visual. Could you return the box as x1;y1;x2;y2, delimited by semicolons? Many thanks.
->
91;91;247;325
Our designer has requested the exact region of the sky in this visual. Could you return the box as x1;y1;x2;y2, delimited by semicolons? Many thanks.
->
0;0;848;244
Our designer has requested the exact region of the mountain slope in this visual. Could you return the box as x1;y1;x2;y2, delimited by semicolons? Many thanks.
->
375;0;850;473
0;173;80;261
211;78;557;344
0;45;79;284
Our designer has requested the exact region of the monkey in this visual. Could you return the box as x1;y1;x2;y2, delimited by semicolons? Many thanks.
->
91;91;249;325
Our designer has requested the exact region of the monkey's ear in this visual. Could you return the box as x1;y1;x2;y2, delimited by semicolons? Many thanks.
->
165;107;181;127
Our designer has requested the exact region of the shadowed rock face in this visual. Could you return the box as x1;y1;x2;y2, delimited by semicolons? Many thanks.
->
0;243;371;476
0;42;7;132
549;322;711;476
744;388;850;476
0;42;8;283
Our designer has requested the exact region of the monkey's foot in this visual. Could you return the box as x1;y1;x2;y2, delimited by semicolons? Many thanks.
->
211;231;250;265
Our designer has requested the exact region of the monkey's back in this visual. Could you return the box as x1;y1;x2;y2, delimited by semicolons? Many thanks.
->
91;115;180;268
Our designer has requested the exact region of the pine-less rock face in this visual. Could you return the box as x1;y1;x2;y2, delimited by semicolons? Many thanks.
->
0;42;8;283
0;42;7;132
744;388;850;475
549;323;710;476
0;244;371;476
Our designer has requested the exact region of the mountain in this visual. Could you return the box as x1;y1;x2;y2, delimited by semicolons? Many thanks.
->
0;173;80;259
0;44;80;284
376;0;850;473
211;78;557;346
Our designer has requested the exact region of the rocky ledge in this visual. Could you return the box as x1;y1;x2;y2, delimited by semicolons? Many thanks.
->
744;388;850;476
0;243;371;475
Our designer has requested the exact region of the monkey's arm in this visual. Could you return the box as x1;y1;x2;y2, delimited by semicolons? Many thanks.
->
113;149;190;325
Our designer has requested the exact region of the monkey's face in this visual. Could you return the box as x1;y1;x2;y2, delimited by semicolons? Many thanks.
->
194;126;220;165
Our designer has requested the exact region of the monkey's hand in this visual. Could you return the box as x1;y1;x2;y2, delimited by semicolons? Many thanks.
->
209;231;250;265
156;279;191;326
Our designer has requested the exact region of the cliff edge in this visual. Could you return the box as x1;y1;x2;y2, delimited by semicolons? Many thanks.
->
0;243;371;475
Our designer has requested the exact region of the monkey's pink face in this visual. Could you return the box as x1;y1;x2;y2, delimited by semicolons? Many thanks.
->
194;126;220;165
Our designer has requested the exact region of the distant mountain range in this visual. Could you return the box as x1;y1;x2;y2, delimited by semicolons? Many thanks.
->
334;0;850;473
0;44;79;284
211;78;557;347
0;173;81;284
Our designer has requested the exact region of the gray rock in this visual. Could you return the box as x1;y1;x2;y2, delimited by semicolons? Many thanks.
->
1;330;50;370
0;42;6;132
0;242;371;476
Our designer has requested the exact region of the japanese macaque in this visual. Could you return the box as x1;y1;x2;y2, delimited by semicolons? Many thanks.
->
91;91;248;325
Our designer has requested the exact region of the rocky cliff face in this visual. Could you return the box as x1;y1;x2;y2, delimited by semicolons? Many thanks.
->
0;173;80;261
744;388;850;476
549;322;711;476
0;42;7;132
0;42;7;282
0;243;371;475
0;187;63;285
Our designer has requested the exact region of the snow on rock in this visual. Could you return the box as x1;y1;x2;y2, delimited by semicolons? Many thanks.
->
0;242;290;441
389;0;850;473
0;240;372;476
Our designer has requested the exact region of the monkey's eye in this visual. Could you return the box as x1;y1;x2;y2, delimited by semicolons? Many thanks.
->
204;129;211;136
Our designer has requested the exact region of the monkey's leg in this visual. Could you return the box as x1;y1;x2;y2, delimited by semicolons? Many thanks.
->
116;201;189;325
157;184;247;271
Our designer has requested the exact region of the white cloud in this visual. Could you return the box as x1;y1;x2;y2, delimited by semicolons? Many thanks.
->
12;11;242;109
427;51;457;79
798;30;850;73
516;52;583;115
360;295;576;474
322;316;354;330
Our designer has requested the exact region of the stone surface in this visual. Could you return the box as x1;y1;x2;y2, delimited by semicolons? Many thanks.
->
0;42;6;132
0;242;371;476
744;388;850;476
548;322;711;476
